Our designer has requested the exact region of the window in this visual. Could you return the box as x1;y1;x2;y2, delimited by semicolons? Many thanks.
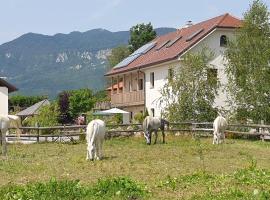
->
207;68;218;86
138;78;144;90
220;35;227;47
168;68;174;81
150;72;154;88
151;108;155;117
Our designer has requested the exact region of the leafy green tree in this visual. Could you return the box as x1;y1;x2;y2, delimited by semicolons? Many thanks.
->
129;23;156;53
225;0;270;123
160;49;219;122
69;88;95;118
23;103;59;128
107;45;130;68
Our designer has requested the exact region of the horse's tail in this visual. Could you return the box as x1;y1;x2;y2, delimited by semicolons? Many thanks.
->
86;121;99;145
143;116;150;131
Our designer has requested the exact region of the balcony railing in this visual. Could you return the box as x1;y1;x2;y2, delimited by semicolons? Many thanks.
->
111;90;144;107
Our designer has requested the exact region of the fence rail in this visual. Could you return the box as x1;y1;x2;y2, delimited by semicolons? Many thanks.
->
2;121;270;156
5;121;270;141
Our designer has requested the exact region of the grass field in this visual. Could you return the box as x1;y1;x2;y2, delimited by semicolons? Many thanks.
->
1;135;270;199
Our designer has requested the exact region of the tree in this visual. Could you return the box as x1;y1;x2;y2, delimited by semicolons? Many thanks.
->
160;49;219;122
107;45;130;68
69;88;95;118
58;91;72;124
225;0;270;123
23;103;60;130
129;23;156;53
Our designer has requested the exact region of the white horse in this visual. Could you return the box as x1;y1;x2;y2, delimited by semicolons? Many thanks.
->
213;115;227;144
0;115;22;155
142;116;169;145
0;115;10;155
86;119;106;161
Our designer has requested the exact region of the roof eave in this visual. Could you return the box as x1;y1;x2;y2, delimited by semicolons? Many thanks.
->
0;79;18;93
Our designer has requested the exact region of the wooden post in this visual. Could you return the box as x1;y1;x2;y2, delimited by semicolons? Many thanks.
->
117;76;119;94
2;130;7;156
260;120;264;141
137;71;139;91
37;127;40;143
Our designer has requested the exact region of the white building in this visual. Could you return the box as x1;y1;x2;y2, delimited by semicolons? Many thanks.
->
106;13;242;119
0;78;17;115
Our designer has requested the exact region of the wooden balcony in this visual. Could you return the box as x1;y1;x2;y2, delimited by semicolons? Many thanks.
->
111;90;144;107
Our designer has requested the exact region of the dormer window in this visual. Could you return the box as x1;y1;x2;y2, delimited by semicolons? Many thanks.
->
220;35;227;47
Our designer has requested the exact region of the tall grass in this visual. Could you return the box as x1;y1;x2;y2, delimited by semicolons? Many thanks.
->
0;176;148;200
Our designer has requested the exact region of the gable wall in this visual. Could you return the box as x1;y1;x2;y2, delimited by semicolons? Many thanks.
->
143;28;236;117
0;87;9;116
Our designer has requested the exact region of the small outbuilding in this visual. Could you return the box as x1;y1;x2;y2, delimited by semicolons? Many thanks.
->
16;99;50;119
0;78;18;116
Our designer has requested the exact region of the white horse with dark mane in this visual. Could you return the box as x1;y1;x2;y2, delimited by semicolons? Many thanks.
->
0;115;22;155
212;115;227;144
142;116;169;145
86;119;106;161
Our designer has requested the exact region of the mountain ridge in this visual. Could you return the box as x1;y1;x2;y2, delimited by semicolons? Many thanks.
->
0;27;176;98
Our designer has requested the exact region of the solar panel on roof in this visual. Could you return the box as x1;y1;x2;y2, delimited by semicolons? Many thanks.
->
114;54;141;69
166;36;182;48
113;42;156;69
186;28;204;42
132;41;156;55
155;40;171;50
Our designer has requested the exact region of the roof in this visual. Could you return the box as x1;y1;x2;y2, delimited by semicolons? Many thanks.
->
94;108;129;115
106;13;242;76
16;99;50;117
0;78;18;93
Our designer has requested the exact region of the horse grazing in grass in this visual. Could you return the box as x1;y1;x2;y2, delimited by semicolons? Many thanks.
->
142;116;169;145
212;115;227;144
0;115;22;155
86;119;106;161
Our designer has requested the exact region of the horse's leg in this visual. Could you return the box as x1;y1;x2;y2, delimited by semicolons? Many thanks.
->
97;140;103;160
149;131;152;145
162;129;165;144
1;128;7;156
154;130;158;144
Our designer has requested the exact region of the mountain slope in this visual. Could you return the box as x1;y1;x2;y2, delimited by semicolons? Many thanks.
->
0;28;176;97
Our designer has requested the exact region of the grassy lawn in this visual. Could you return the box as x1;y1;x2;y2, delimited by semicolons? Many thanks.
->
1;135;270;199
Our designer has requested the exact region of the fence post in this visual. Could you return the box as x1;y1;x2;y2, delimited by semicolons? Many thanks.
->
1;130;7;156
37;126;40;143
260;120;264;142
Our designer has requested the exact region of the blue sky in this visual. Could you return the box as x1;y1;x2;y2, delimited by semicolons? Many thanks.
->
1;0;269;44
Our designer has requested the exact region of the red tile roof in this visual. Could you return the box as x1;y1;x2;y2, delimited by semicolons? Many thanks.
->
106;13;242;76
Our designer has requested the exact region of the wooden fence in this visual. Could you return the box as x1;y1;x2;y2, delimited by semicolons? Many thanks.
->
1;121;270;155
5;121;270;141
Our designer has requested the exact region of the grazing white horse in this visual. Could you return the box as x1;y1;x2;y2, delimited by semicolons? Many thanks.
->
0;115;22;138
86;119;106;161
0;115;21;155
142;116;169;145
213;116;227;144
0;115;10;154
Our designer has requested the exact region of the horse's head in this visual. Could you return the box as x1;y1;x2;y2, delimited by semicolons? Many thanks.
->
87;144;95;160
143;130;151;145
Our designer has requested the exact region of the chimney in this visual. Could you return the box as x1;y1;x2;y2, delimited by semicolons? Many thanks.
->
185;20;193;27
